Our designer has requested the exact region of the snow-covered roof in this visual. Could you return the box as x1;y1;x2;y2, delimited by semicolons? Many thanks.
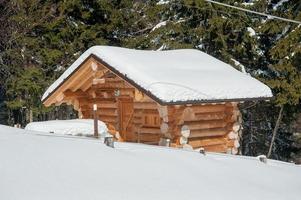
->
25;119;108;137
42;46;272;104
1;125;300;200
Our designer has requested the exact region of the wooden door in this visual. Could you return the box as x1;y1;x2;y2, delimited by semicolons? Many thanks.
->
118;97;134;141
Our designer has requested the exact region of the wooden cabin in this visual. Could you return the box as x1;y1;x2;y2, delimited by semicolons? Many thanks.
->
42;46;272;154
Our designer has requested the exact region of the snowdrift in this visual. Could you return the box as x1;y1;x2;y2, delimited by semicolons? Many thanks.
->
25;119;108;137
1;125;300;200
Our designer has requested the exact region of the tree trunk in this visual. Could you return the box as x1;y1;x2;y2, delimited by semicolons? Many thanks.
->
267;105;284;158
29;109;33;123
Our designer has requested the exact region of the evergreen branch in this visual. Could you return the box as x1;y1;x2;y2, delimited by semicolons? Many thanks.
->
205;0;301;25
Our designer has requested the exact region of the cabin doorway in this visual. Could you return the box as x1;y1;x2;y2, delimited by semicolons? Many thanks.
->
117;97;134;141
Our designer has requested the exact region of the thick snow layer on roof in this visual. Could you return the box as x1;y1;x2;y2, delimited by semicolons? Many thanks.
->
1;125;300;200
42;46;273;103
25;119;108;136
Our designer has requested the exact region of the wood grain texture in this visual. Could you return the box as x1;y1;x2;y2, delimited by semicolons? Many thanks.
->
43;57;241;154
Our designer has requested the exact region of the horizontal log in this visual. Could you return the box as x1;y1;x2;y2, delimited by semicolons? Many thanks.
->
79;98;116;105
191;104;228;113
137;133;161;143
81;107;117;114
104;78;124;83
183;120;228;130
80;103;117;110
92;78;105;85
141;141;159;145
139;127;161;135
188;137;228;148
194;112;227;120
141;110;159;115
94;91;115;98
91;82;132;89
80;109;117;117
178;112;232;124
63;89;89;98
189;127;230;138
203;144;228;153
134;102;158;110
132;119;142;125
123;132;137;142
98;110;117;117
132;122;142;127
133;115;142;119
98;115;117;123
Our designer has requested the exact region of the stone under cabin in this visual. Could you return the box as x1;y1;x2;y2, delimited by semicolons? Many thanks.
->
42;46;273;154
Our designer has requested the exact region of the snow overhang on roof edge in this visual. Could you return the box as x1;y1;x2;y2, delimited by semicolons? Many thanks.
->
41;46;273;105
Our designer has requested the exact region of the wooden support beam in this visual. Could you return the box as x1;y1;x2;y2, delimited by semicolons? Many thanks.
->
92;78;106;85
67;67;93;92
91;82;132;89
63;89;88;98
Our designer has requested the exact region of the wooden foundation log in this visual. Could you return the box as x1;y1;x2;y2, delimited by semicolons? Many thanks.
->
203;144;228;153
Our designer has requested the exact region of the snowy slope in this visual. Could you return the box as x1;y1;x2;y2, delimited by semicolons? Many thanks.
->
1;125;300;200
42;46;273;103
25;119;108;136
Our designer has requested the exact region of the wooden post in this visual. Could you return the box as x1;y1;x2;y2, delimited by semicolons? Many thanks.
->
93;104;99;138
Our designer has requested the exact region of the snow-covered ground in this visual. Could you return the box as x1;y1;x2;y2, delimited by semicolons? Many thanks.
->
1;125;300;200
25;119;108;137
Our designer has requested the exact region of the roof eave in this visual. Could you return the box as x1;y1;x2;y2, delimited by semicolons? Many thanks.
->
42;53;273;106
160;96;273;106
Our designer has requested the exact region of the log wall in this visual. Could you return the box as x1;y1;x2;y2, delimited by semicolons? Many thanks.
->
181;103;241;153
45;57;241;154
